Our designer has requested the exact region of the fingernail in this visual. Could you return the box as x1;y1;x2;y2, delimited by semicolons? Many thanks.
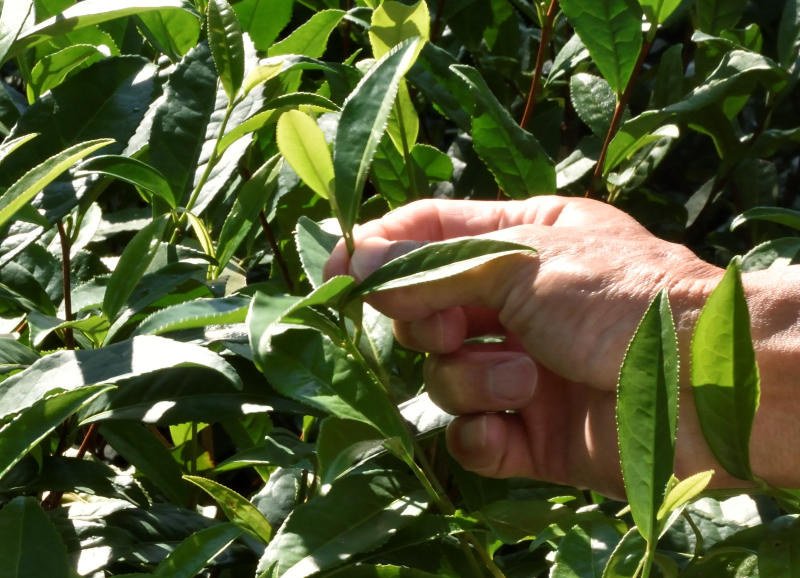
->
488;357;537;402
350;238;393;280
458;415;488;451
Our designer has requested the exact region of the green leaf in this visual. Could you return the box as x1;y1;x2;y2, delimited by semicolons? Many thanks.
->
691;257;760;481
742;238;800;272
0;497;71;578
133;295;250;336
333;37;422;236
103;214;169;321
317;417;383;484
0;0;32;66
233;0;294;52
154;523;243;578
602;527;647;578
637;0;682;26
656;470;714;521
27;44;107;99
12;0;199;54
758;516;800;577
276;110;335;200
100;421;189;505
247;293;304;371
267;9;344;58
354;238;536;297
0;133;37;165
411;143;453;182
368;0;430;59
617;290;679;545
295;216;340;289
695;0;747;35
0;335;242;422
184;475;273;543
778;0;800;68
451;64;556;197
0;138;112;229
137;5;202;60
551;524;621;578
207;0;245;101
731;206;800;231
78;154;176;208
570;72;617;138
257;471;427;577
0;385;113;480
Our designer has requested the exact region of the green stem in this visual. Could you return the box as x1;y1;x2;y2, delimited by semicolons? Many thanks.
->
56;221;75;350
170;97;236;243
639;542;655;578
682;509;704;561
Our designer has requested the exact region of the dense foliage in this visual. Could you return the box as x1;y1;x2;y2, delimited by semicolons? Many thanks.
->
0;0;799;576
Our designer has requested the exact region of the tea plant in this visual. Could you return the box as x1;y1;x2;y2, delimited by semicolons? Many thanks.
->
0;0;799;576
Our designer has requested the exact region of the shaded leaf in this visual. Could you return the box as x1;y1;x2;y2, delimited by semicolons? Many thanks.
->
27;44;107;99
551;524;621;578
695;0;747;35
0;497;71;578
295;216;340;289
691;258;759;481
207;0;245;101
317;416;383;484
602;527;647;578
154;523;243;578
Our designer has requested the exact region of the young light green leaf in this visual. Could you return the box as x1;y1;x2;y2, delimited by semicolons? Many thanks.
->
103;214;169;321
551;524;621;578
133;296;250;336
334;37;422;236
277;110;335;200
0;138;113;229
451;64;556;197
12;0;198;53
184;475;273;543
691;257;760;481
0;497;72;578
78;154;176;208
154;523;243;578
369;0;430;59
656;470;714;522
268;9;345;58
27;44;107;99
233;0;293;52
354;238;536;297
258;472;427;577
558;0;643;95
731;206;800;232
0;385;114;480
638;0;683;26
617;289;679;545
207;0;245;101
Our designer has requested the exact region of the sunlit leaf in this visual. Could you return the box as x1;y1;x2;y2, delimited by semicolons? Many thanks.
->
277;110;335;200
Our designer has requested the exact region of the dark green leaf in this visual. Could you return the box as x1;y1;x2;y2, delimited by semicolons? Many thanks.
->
602;527;647;578
551;524;621;578
0;497;71;578
295;216;340;289
731;206;800;231
103;214;169;321
207;0;245;101
133;295;250;336
558;0;643;94
317;417;383;484
0;385;113;480
184;475;273;543
778;0;800;68
691;257;759;481
258;471;427;576
215;428;314;472
695;0;747;35
78;154;176;208
154;523;243;578
100;421;189;505
570;72;617;138
354;238;536;297
758;515;800;577
742;238;800;272
451;65;555;197
334;37;422;236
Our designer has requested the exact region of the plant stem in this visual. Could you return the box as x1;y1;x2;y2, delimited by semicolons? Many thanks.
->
56;221;75;350
431;0;447;43
259;211;295;292
587;39;652;200
519;0;558;131
639;542;655;578
682;509;704;560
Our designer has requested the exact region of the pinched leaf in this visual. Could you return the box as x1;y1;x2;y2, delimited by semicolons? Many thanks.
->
691;257;759;481
551;524;621;578
0;385;113;480
78;154;176;208
133;295;250;336
451;65;555;197
154;523;243;578
558;0;643;94
257;471;427;577
369;0;430;59
354;238;536;297
207;0;245;101
103;214;169;321
334;37;422;236
277;110;335;200
617;289;678;545
0;335;242;422
0;138;113;229
184;475;272;543
0;497;71;578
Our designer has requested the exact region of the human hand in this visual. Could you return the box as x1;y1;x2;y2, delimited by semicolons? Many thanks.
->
325;196;739;497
